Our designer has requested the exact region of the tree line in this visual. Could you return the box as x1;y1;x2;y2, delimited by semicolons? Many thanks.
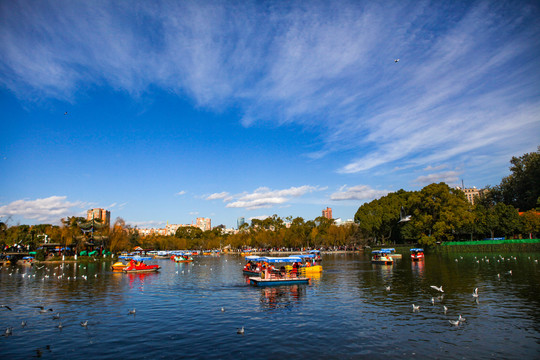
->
1;148;538;251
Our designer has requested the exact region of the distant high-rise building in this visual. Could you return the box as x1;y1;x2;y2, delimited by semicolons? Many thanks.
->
322;207;332;219
196;217;211;232
237;217;245;229
456;186;487;206
87;208;110;225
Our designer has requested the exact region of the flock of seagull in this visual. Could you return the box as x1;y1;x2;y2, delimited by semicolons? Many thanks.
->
2;253;537;337
401;253;539;328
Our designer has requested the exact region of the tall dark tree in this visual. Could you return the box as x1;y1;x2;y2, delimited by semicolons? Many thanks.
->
492;147;540;211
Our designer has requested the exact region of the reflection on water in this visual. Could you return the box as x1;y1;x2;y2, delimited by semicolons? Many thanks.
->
259;285;305;311
0;252;539;359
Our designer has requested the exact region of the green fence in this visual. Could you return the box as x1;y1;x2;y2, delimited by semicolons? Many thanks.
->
442;239;540;246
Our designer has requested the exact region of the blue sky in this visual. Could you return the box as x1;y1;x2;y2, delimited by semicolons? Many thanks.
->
1;0;539;229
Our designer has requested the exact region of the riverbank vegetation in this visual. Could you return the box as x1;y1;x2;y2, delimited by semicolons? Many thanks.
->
1;148;538;251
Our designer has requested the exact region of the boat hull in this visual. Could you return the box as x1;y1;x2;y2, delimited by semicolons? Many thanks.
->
243;270;261;276
123;265;160;273
248;276;310;287
371;259;394;265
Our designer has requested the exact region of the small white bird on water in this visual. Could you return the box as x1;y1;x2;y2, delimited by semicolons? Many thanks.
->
443;306;448;315
412;304;420;312
472;288;479;298
128;309;136;315
449;319;460;326
80;321;88;327
237;326;244;335
385;286;391;291
221;307;225;312
458;315;466;322
430;285;444;293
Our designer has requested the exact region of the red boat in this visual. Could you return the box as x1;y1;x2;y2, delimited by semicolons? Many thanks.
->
410;248;424;261
123;260;160;273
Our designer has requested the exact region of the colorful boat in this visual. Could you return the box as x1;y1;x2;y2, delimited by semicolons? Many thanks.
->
410;248;424;261
371;250;394;265
249;276;310;287
172;255;194;263
123;262;160;273
247;256;311;287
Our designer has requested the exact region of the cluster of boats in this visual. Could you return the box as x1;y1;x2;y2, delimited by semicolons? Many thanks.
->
371;248;424;265
243;252;323;287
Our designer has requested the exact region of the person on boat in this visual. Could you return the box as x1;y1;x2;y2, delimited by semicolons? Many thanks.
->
292;262;299;277
305;261;311;267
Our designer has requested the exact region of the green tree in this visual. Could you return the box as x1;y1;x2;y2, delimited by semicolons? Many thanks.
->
492;147;540;211
521;210;540;239
408;183;473;246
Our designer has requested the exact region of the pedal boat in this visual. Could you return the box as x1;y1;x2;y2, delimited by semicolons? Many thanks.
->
410;248;424;261
123;263;160;273
371;250;394;265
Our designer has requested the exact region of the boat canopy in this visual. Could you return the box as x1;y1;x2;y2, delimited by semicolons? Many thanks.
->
380;249;393;254
296;254;316;259
372;250;383;254
410;248;424;252
381;248;395;252
245;255;264;261
118;255;152;261
309;250;321;253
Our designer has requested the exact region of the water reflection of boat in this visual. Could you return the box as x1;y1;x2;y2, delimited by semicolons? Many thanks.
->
410;248;424;261
381;248;402;259
371;250;394;265
260;285;305;310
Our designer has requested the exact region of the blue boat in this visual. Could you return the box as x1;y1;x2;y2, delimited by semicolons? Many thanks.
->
248;276;310;287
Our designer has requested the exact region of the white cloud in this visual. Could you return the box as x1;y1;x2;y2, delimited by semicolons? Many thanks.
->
225;186;320;210
330;185;389;201
1;1;538;177
205;192;230;201
413;171;461;186
0;196;86;223
127;220;164;229
175;191;187;196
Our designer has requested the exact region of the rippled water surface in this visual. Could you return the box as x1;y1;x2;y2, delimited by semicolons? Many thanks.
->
1;252;539;359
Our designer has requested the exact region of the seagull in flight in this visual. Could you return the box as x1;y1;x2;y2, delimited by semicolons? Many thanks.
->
80;321;88;327
1;305;12;311
394;59;400;63
385;286;391;291
472;288;479;298
430;285;444;293
35;306;53;313
412;304;420;312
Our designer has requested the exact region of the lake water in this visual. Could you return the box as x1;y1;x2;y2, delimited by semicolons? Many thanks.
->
1;252;539;359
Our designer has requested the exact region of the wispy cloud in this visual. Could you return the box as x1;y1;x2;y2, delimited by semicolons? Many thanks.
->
413;171;461;186
0;196;85;223
330;185;389;201
225;186;321;210
205;192;231;201
1;1;538;176
175;191;187;196
127;220;164;229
